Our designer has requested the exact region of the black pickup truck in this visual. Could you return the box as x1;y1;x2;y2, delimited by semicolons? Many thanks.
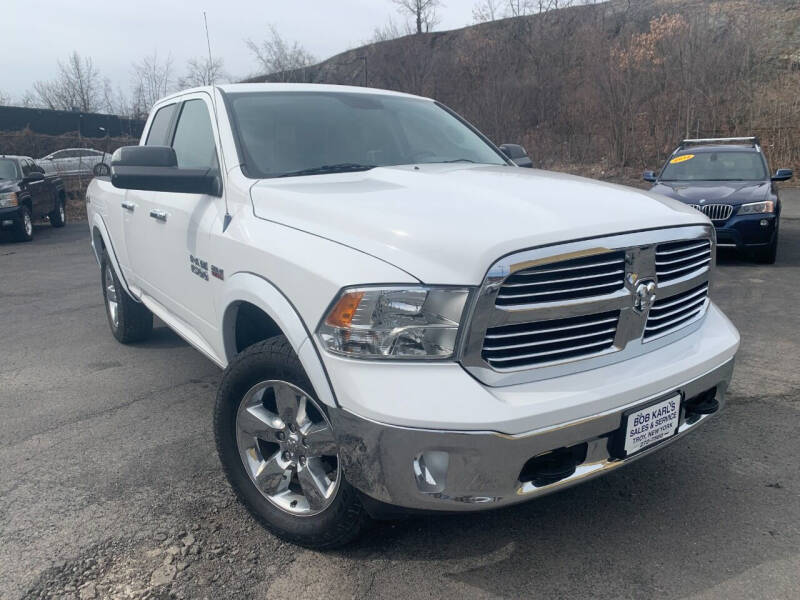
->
0;155;67;242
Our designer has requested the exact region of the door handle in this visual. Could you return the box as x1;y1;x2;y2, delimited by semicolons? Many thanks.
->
149;209;168;222
121;201;135;211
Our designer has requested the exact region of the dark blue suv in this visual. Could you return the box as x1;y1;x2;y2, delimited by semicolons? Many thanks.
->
644;137;792;263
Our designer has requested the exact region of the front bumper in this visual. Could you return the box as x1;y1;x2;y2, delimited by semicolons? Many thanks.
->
715;212;777;249
323;303;739;512
0;205;22;228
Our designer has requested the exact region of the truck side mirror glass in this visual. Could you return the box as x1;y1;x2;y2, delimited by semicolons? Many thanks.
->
498;143;533;168
111;146;221;196
643;170;657;182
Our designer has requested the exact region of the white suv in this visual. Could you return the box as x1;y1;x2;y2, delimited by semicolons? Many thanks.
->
86;84;739;548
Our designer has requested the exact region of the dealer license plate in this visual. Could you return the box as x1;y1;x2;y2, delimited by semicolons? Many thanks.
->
622;394;681;456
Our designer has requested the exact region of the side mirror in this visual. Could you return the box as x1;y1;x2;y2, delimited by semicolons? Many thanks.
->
643;170;658;183
772;168;793;182
23;171;45;182
111;146;221;196
499;143;533;168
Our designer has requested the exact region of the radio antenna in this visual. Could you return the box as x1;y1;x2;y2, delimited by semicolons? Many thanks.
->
203;10;232;232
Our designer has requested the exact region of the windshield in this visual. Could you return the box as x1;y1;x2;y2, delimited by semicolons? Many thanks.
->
226;91;508;178
660;151;767;181
0;159;20;180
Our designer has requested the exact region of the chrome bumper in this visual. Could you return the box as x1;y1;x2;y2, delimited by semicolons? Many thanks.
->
328;358;734;512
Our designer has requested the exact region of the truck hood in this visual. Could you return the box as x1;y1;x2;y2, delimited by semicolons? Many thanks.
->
650;180;770;205
250;164;708;284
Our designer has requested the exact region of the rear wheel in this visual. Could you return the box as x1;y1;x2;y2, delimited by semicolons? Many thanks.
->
214;336;369;548
50;195;66;228
14;205;33;242
101;253;153;343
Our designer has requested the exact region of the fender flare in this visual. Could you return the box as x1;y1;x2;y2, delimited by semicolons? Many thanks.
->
220;271;338;409
90;213;134;298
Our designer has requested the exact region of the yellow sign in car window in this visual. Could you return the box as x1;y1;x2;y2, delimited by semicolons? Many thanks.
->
670;154;694;164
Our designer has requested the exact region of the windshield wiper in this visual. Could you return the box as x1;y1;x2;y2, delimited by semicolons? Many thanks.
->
275;163;376;178
438;158;478;163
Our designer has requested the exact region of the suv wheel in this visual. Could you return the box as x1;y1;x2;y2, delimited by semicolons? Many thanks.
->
755;225;778;264
214;336;369;549
101;253;153;343
15;205;34;242
50;196;66;228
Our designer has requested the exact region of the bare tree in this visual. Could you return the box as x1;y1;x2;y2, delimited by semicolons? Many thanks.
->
371;18;411;43
33;52;103;112
0;89;10;106
247;25;315;80
472;0;503;23
131;51;174;118
392;0;442;34
177;57;227;88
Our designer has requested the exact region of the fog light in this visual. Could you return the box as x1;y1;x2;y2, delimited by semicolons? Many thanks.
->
413;451;449;493
760;219;769;227
2;220;12;226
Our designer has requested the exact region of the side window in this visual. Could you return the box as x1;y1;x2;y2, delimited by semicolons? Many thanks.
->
145;104;178;146
21;160;32;176
171;100;218;170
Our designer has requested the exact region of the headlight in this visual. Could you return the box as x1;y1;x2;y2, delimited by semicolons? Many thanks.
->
317;286;471;359
0;192;18;208
738;201;774;215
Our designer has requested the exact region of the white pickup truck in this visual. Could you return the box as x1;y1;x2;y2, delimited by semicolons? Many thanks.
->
87;83;739;548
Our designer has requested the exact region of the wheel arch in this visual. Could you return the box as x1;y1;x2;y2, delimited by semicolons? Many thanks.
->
220;272;338;408
90;213;133;298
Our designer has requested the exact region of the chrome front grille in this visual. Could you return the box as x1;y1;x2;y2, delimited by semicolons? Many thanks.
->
644;283;709;339
482;311;620;368
691;203;733;222
461;226;715;386
655;239;711;283
496;252;625;307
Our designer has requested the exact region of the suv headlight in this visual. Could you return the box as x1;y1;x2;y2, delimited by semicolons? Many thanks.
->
0;192;18;208
738;201;774;215
317;286;471;359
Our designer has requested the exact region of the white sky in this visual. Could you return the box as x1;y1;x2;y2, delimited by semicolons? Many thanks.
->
3;0;478;103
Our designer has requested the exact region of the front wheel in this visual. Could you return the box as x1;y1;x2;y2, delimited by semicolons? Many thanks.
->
50;196;66;228
755;225;778;264
214;336;369;549
100;253;153;343
14;205;33;242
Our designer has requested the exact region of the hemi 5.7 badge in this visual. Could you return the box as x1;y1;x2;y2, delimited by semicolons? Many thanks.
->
190;255;224;281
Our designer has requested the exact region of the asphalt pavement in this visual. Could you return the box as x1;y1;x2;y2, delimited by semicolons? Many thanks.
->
1;192;799;599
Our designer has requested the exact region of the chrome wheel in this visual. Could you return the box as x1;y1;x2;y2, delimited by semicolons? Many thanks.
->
23;211;32;237
104;263;119;328
58;203;65;222
235;380;340;516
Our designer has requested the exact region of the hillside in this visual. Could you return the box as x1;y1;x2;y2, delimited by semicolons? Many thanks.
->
246;0;800;178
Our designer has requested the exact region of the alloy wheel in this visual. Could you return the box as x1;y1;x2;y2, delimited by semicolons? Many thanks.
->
104;263;119;328
235;380;340;516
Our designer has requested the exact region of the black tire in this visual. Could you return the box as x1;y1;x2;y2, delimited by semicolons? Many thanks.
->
755;226;778;264
100;252;153;343
50;195;66;228
214;336;369;549
14;205;33;242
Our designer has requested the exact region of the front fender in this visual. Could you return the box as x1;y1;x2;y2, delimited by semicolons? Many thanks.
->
219;272;337;409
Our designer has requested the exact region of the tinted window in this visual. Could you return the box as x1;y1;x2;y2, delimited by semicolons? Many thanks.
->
227;92;506;178
171;100;218;170
21;159;33;175
145;104;177;146
661;151;767;181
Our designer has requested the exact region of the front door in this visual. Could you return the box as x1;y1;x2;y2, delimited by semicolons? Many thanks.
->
125;95;224;345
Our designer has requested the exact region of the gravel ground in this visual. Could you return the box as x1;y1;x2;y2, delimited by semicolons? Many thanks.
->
1;192;799;600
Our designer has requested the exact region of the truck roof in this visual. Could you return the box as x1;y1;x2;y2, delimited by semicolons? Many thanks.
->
157;83;431;105
675;145;761;154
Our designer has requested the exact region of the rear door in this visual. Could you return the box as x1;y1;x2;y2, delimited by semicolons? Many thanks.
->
20;159;48;218
125;95;222;341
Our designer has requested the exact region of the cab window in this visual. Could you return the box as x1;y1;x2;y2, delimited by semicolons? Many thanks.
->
145;104;178;146
171;99;219;171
